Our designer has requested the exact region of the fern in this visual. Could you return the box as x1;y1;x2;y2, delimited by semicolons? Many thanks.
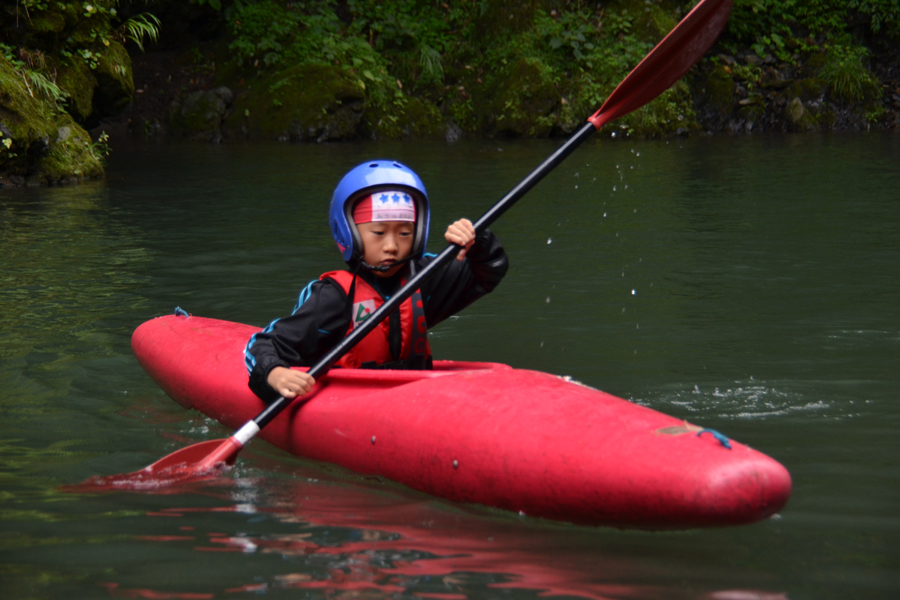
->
122;13;161;52
418;44;443;84
25;70;67;103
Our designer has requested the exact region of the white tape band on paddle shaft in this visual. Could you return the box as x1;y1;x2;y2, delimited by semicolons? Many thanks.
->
234;422;260;447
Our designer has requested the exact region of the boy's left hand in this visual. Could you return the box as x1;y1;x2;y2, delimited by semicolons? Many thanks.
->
445;219;476;261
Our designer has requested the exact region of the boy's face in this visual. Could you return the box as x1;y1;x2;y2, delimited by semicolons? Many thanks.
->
357;221;415;277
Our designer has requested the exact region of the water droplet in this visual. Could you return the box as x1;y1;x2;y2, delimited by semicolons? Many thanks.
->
603;212;607;217
624;184;628;190
546;297;551;303
547;238;552;244
636;151;640;157
574;172;579;178
634;209;637;213
612;185;616;192
636;324;640;329
540;341;544;347
611;131;617;138
574;185;578;189
631;289;636;295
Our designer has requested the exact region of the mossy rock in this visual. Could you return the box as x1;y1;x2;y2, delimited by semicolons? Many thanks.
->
93;41;135;119
362;96;443;140
224;64;366;142
636;4;678;40
483;57;559;137
705;65;735;113
31;117;105;184
57;58;97;122
168;87;233;141
738;94;766;122
30;11;67;34
785;97;817;132
1;55;59;176
790;78;827;102
621;82;700;137
0;56;103;184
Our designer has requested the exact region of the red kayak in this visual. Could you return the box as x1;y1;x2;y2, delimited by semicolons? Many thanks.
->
132;314;791;528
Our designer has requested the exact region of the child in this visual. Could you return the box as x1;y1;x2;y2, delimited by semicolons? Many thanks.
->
245;159;508;403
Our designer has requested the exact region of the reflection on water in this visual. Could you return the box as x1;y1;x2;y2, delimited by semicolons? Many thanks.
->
1;134;899;599
78;457;791;600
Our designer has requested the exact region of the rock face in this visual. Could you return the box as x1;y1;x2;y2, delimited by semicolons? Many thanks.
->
0;56;104;186
92;41;136;122
482;57;560;137
693;51;888;133
223;65;367;142
0;2;139;183
168;87;233;142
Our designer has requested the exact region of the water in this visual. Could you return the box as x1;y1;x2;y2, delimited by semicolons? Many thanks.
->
1;133;898;599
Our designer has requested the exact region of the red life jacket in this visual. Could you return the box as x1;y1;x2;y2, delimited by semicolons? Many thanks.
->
321;270;431;369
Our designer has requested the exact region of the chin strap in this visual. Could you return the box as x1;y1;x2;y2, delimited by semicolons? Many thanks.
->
357;254;417;273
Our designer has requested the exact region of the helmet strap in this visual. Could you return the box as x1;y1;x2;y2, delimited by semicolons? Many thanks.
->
358;253;418;274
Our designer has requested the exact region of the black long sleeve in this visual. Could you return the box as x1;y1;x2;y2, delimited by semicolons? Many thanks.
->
246;228;508;401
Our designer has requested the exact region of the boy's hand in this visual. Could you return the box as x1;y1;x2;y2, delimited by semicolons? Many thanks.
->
445;218;476;261
267;366;315;399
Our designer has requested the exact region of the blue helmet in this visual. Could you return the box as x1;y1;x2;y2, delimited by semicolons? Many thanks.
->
329;160;430;264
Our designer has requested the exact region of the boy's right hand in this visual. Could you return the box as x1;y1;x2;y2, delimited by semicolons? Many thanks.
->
267;366;315;399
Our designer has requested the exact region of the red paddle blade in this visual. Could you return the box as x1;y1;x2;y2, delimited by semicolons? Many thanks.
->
588;0;732;130
74;437;243;491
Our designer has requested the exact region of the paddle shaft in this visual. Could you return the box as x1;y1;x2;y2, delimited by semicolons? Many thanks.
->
253;121;598;430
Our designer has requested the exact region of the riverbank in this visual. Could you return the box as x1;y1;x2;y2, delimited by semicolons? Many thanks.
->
3;1;899;186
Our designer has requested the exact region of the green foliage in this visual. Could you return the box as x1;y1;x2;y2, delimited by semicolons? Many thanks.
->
122;13;161;52
225;0;478;109
91;131;111;161
820;43;881;102
726;0;900;59
0;43;69;110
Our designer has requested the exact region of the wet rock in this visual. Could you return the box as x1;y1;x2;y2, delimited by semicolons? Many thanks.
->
168;86;233;142
445;122;463;142
786;97;817;132
482;57;559;137
223;64;366;142
1;55;102;184
705;65;735;112
745;54;764;67
738;94;766;122
56;58;97;123
362;96;443;140
718;54;736;66
92;41;135;122
790;78;827;102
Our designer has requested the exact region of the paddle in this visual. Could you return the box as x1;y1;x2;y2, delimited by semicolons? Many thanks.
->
90;0;732;488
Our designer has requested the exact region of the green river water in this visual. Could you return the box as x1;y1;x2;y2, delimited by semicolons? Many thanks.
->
1;133;898;599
